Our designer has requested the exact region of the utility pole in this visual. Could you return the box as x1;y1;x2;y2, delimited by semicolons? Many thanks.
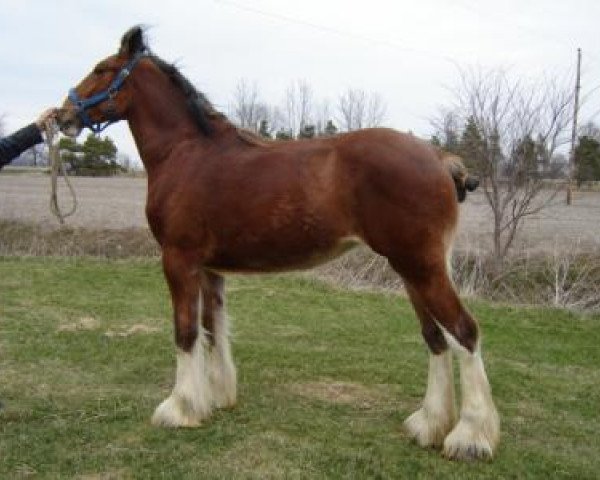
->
567;48;581;206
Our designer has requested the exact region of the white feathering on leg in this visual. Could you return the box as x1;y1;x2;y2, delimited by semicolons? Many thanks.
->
208;310;237;409
436;324;500;460
404;350;457;447
152;335;213;427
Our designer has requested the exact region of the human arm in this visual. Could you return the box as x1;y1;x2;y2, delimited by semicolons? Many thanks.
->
0;109;56;168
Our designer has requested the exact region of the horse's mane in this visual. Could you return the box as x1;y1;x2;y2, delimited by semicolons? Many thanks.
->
149;55;270;146
124;27;269;144
146;54;221;136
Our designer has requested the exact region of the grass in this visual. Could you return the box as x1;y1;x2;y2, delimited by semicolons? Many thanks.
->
1;257;599;479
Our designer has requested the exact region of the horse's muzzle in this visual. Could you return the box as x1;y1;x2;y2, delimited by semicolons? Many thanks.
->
56;108;83;138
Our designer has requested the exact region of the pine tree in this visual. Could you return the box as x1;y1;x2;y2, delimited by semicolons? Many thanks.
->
323;119;338;137
298;124;315;139
430;135;442;148
459;116;485;172
275;129;293;141
510;135;538;185
59;134;122;176
575;136;600;185
258;120;271;139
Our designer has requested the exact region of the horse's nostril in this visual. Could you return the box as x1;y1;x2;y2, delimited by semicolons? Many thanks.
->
58;118;71;129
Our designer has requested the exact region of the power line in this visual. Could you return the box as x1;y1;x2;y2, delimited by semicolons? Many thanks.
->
452;0;584;53
214;0;461;68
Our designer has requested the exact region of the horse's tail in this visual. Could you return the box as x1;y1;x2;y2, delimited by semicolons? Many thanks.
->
439;152;479;203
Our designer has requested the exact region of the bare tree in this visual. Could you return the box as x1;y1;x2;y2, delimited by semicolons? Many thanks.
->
337;88;365;131
297;80;313;132
365;92;387;128
266;105;286;136
282;80;314;137
430;109;461;152
229;79;261;130
229;79;287;136
442;67;573;266
253;102;285;137
313;99;334;135
337;88;386;131
27;144;47;167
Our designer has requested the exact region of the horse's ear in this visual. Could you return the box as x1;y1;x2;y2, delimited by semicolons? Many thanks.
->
119;26;146;56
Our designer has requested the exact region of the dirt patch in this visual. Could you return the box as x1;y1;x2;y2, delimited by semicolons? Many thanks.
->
57;316;101;332
270;324;308;338
57;319;160;337
104;324;161;338
0;174;148;230
456;189;600;255
209;432;305;479
289;380;390;409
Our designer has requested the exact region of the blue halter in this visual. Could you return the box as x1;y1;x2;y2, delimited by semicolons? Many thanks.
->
68;51;146;134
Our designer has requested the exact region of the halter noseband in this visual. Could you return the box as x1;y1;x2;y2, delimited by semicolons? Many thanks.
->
68;51;146;134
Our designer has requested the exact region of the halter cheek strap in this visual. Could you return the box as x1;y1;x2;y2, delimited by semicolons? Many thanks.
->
68;51;146;134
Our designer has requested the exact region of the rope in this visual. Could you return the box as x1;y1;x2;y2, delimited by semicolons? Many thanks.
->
46;124;77;224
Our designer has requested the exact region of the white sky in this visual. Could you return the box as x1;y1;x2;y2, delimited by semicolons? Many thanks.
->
1;0;599;164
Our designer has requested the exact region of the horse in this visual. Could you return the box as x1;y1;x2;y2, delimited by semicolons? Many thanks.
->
57;26;499;461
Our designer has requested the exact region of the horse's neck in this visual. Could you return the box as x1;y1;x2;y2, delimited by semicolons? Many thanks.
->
127;114;197;173
126;78;216;173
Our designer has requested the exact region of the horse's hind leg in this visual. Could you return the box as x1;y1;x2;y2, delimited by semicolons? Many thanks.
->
403;285;457;448
200;270;237;409
152;247;212;427
394;258;500;460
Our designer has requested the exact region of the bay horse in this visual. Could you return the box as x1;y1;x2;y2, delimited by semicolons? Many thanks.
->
57;26;499;461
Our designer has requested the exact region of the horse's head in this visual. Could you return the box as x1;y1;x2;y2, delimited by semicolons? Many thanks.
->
58;26;147;137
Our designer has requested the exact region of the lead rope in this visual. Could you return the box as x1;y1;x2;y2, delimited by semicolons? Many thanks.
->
46;123;77;224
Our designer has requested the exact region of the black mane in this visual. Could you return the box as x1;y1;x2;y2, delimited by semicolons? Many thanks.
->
149;55;219;136
120;26;226;137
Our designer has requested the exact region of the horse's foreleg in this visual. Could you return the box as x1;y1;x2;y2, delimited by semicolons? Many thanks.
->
200;270;237;409
152;248;212;427
403;285;457;448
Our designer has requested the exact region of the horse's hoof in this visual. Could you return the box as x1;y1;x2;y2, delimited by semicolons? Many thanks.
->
442;415;499;461
212;393;237;410
209;375;237;410
404;407;456;449
151;395;209;427
443;437;493;461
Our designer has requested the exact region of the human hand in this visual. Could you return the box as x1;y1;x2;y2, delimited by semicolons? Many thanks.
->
35;108;58;131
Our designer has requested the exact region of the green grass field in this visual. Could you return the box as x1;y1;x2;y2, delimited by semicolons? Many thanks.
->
1;257;599;479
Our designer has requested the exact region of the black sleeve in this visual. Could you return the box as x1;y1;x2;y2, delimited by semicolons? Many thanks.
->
0;123;44;166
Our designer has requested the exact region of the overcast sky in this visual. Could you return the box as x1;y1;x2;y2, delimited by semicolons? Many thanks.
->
1;0;599;163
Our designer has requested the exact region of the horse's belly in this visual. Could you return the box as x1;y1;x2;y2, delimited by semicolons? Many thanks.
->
205;235;362;274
